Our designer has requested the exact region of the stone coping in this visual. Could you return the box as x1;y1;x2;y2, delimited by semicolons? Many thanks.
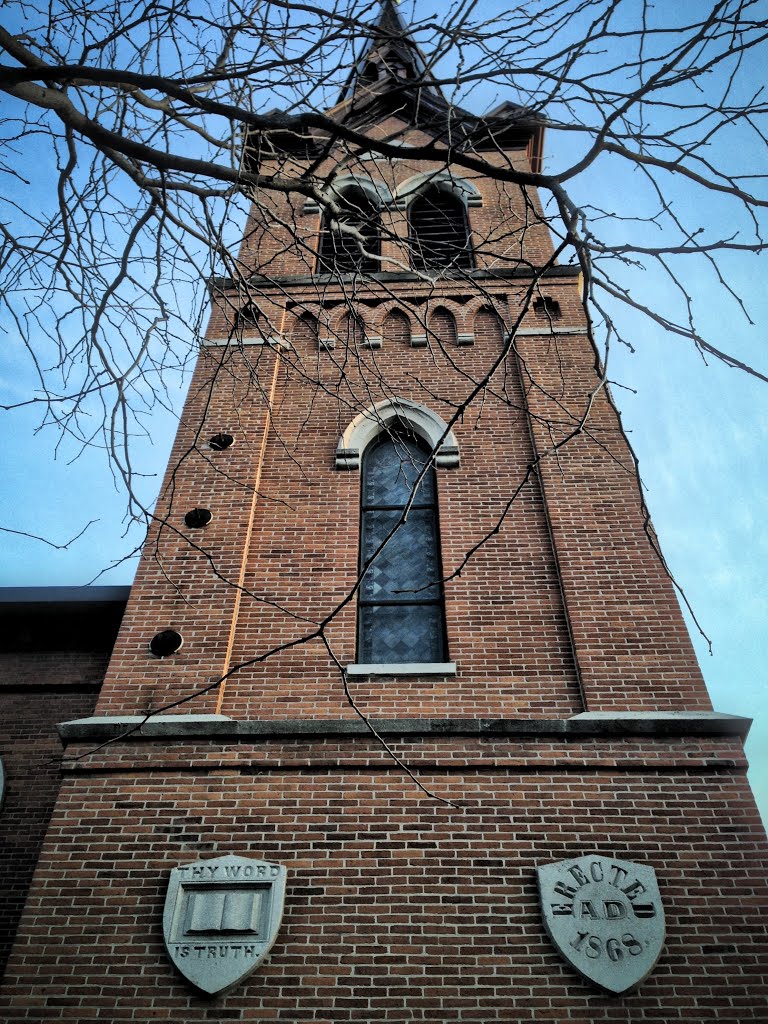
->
346;662;457;677
57;711;751;744
208;264;581;292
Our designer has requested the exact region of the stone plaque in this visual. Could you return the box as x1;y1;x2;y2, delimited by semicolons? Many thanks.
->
163;855;287;995
537;854;665;994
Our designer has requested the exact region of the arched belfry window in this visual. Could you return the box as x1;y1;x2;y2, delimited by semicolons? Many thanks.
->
358;431;447;665
318;185;381;274
409;186;473;271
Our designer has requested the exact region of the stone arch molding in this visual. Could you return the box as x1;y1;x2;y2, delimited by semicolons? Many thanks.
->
335;399;460;471
394;171;483;209
304;174;393;214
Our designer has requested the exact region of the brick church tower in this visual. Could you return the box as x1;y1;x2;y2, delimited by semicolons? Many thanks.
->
2;3;766;1020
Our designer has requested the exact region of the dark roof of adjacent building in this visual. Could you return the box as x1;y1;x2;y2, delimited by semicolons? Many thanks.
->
0;587;130;652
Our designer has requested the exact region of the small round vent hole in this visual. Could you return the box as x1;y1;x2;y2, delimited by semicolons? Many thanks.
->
208;432;234;451
184;508;212;529
150;629;183;658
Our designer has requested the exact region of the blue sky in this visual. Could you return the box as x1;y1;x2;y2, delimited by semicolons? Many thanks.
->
607;301;768;826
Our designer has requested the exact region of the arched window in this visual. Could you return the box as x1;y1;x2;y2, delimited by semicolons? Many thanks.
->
318;185;381;274
358;431;447;664
409;186;473;271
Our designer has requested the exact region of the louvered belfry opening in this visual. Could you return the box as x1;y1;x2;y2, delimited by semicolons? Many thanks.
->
317;185;381;274
409;186;473;271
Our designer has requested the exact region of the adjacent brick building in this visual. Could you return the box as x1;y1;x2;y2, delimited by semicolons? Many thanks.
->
2;3;766;1020
0;588;128;977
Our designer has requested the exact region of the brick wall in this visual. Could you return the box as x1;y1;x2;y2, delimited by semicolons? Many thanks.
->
94;303;584;718
1;743;765;1022
0;591;127;978
89;114;707;721
0;676;102;977
93;296;705;719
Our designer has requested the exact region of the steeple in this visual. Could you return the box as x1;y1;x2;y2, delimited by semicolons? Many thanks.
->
3;0;767;1016
377;0;406;36
335;0;444;109
316;0;544;168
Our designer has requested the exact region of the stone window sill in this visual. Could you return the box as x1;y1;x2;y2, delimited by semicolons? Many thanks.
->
346;662;457;677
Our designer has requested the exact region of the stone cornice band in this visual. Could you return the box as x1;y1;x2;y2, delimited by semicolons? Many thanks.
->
58;711;751;744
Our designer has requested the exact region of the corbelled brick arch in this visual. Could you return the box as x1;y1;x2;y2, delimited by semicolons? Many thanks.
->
287;309;320;351
473;304;507;347
465;294;510;327
380;306;412;348
320;307;371;352
426;304;459;348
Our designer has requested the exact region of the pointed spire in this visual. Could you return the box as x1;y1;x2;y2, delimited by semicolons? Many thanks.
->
377;0;407;36
334;0;443;110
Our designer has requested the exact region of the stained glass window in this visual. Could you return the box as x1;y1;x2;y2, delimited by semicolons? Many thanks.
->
358;432;447;663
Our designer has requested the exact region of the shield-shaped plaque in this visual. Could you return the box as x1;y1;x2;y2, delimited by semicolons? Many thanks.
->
163;854;287;995
537;854;665;994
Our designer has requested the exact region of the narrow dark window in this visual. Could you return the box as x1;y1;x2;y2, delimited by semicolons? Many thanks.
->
534;295;562;319
234;302;266;336
360;61;380;85
318;185;381;274
409;186;473;271
358;431;447;664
